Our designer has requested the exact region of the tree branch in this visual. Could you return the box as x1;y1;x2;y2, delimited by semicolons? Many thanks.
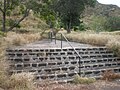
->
0;7;3;13
8;9;30;31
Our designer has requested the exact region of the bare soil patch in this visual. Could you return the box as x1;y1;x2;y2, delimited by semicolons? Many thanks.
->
36;81;120;90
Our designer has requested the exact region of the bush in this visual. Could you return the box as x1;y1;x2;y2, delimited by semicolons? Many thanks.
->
73;74;96;84
89;15;107;32
0;31;5;37
105;16;120;31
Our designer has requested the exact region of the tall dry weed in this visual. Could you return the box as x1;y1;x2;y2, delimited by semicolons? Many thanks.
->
106;39;120;56
0;32;41;90
8;73;35;90
102;70;120;81
4;32;41;46
58;31;120;56
66;32;110;46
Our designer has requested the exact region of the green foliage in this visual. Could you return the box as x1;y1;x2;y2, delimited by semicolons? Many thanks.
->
73;23;85;31
19;5;26;14
0;31;5;36
0;0;45;31
104;16;120;31
37;0;57;28
53;0;96;32
5;19;21;29
89;15;120;32
79;23;86;31
89;15;107;32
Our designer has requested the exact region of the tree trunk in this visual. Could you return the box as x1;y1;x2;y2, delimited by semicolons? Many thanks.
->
8;9;30;31
67;27;71;33
2;0;6;32
67;16;71;33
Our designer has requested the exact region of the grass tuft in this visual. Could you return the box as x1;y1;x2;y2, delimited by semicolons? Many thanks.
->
4;32;41;46
102;70;120;81
73;74;96;84
8;73;35;90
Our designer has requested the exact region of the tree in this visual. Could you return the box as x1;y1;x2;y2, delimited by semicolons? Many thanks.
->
0;0;43;32
37;0;57;28
53;0;96;33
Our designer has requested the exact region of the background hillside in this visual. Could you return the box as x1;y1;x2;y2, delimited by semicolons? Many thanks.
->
84;1;120;17
0;1;120;32
82;1;120;32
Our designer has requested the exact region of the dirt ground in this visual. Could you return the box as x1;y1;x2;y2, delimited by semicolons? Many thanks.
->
36;80;120;90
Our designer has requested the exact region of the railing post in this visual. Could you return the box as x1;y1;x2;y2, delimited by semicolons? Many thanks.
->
79;57;81;76
50;31;52;42
55;34;56;44
61;34;62;49
48;32;50;39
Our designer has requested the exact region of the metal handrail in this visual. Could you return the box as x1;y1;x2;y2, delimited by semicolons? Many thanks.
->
60;33;82;58
48;31;82;76
60;33;82;76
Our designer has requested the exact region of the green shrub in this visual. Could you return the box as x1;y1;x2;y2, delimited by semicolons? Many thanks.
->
89;15;107;32
104;16;120;31
73;74;96;84
0;31;5;37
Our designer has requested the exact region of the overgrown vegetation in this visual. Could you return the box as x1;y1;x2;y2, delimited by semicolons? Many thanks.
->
85;15;120;32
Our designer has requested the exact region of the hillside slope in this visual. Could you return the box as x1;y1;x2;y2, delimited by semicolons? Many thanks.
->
84;1;120;17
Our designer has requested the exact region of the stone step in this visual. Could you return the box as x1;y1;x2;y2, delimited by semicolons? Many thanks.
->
10;62;120;76
8;57;120;66
10;58;120;70
7;50;113;57
7;53;116;63
9;66;120;82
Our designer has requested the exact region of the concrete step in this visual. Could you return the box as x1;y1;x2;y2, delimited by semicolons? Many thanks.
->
9;66;120;82
7;53;117;63
10;62;120;76
7;46;120;82
7;49;113;57
9;56;120;71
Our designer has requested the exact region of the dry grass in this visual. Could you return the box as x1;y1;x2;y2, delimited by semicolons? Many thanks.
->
8;73;35;90
0;38;9;89
102;70;120;81
0;32;42;90
4;32;42;46
73;74;96;84
106;39;120;56
100;31;120;35
58;31;120;55
63;31;108;46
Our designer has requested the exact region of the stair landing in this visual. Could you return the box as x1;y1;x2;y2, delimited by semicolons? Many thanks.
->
12;39;95;49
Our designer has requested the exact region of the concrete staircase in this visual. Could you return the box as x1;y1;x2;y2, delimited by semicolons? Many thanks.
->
6;43;120;83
